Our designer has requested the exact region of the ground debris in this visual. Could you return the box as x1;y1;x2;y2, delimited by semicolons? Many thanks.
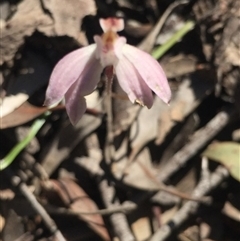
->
1;1;240;241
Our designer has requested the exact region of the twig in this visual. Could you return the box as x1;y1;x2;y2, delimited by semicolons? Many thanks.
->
78;139;136;241
104;66;115;165
76;155;208;206
88;73;136;241
6;168;66;241
157;107;235;183
150;166;229;241
138;0;190;53
98;179;135;241
45;201;137;216
21;153;49;181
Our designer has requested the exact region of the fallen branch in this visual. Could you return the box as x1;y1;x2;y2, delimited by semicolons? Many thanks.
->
81;133;135;241
150;165;229;241
157;107;235;183
44;201;137;216
6;168;66;241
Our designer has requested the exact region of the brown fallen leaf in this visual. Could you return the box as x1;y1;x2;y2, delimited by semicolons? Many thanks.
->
131;217;152;241
222;201;240;222
45;178;110;241
112;78;141;136
40;91;102;176
1;0;96;65
0;0;52;65
0;215;5;233
42;0;96;39
2;210;25;241
129;96;167;162
161;54;198;79
156;73;215;145
125;20;152;38
0;102;47;129
112;147;161;191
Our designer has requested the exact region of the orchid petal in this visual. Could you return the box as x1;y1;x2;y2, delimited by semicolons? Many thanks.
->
100;18;124;32
115;56;153;108
45;44;97;106
64;56;102;125
75;56;103;96
65;81;87;125
122;44;171;104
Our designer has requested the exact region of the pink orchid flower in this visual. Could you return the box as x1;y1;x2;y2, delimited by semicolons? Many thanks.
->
45;18;171;125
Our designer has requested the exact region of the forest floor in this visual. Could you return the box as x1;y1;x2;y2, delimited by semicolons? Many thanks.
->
0;0;240;241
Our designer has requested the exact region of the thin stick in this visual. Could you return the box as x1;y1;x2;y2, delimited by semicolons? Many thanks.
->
157;108;234;183
100;67;135;241
99;180;135;241
104;66;114;164
150;166;229;241
7;169;66;241
45;202;137;216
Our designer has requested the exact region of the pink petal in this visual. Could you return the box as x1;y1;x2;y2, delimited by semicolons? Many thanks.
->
63;57;103;124
122;44;171;104
65;82;87;125
100;18;124;32
74;55;103;96
44;44;97;106
115;56;153;108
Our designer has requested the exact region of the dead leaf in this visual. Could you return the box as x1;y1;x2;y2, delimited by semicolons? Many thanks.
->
131;217;152;241
1;0;96;65
40;91;102;176
222;201;240;222
179;225;200;241
169;80;198;121
46;178;110;241
112;79;141;136
112;147;161;191
0;102;47;129
232;129;240;141
0;189;15;200
41;0;96;39
2;210;25;241
159;114;198;164
0;0;52;64
125;20;152;38
156;73;215;144
202;142;240;182
161;55;198;79
161;206;179;225
129;96;167;161
0;215;5;232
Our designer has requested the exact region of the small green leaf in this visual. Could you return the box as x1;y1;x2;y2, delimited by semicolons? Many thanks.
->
203;142;240;182
151;20;195;59
0;112;50;171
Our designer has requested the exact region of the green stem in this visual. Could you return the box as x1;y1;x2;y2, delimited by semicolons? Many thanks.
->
151;20;195;59
0;112;50;171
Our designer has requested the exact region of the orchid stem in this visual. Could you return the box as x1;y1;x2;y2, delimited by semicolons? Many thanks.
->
151;20;195;59
103;67;114;165
0;112;50;171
